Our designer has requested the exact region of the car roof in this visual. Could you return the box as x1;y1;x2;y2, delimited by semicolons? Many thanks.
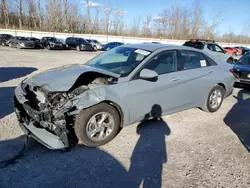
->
122;43;204;52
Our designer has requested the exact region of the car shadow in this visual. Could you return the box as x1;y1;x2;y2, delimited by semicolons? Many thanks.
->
0;105;170;188
0;136;128;188
0;86;16;118
224;89;250;152
0;67;37;83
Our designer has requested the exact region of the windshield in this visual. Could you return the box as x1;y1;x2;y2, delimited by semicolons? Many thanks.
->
48;37;57;42
87;46;151;76
17;37;28;41
236;53;250;66
183;41;205;49
93;40;100;44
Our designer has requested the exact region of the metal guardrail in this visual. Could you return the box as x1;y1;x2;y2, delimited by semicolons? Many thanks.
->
1;29;250;47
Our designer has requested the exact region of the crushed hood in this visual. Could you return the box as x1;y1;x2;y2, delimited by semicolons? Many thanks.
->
25;64;120;92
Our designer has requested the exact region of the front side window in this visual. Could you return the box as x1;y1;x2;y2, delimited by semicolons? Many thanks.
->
87;47;151;76
144;51;177;75
180;51;208;70
214;45;224;53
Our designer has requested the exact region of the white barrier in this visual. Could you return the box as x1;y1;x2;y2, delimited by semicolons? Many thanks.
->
1;28;250;47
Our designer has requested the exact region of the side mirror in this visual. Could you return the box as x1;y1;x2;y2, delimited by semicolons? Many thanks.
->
139;69;158;80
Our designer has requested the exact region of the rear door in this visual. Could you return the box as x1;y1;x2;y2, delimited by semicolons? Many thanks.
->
177;50;219;106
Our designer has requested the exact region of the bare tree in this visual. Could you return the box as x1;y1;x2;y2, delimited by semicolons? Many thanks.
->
190;0;203;38
63;0;69;32
85;0;91;32
142;15;152;37
18;0;23;29
1;0;9;28
104;7;112;36
130;16;142;37
37;0;43;30
92;7;101;33
27;0;37;29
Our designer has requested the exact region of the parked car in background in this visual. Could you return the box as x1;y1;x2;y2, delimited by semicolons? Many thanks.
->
223;47;238;55
0;34;12;45
40;37;64;50
183;39;234;63
233;47;243;55
8;36;35;49
102;42;124;51
86;39;103;50
27;37;41;49
235;46;250;55
231;52;250;87
13;44;235;149
65;37;94;51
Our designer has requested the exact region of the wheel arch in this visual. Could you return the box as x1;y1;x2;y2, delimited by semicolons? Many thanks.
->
102;100;124;128
217;83;226;91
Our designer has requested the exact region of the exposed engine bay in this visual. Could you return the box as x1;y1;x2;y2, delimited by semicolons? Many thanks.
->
14;73;118;149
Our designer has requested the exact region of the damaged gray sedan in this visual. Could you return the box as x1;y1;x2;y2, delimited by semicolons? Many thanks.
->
14;44;235;149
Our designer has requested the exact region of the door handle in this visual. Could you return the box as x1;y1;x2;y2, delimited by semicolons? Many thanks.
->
170;77;180;82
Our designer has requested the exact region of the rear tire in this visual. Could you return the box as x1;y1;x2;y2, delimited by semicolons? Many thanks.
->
201;85;225;113
74;103;121;147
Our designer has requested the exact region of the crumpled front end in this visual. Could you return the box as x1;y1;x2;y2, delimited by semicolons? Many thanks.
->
13;82;73;149
13;75;118;150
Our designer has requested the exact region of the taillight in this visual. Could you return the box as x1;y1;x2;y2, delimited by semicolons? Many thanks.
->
230;69;236;77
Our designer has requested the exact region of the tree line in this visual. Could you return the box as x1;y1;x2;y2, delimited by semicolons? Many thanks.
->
1;0;250;44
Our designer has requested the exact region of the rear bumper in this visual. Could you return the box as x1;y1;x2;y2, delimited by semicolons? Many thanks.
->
235;78;250;85
13;83;69;150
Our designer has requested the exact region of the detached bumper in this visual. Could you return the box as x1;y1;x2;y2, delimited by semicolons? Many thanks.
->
18;121;66;149
13;84;69;150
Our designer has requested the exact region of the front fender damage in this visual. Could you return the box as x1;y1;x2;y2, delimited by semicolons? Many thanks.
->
14;74;118;150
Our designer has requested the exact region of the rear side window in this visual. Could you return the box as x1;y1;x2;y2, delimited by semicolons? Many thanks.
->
183;41;205;49
180;51;208;70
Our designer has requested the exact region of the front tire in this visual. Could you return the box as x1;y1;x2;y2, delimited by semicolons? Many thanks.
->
47;45;52;50
76;45;81;51
74;103;121;147
17;43;21;49
201;85;225;113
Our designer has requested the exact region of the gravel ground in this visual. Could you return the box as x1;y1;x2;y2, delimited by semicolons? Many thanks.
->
0;47;249;188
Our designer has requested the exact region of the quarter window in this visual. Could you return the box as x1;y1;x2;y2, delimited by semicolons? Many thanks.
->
144;51;178;75
180;51;208;70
